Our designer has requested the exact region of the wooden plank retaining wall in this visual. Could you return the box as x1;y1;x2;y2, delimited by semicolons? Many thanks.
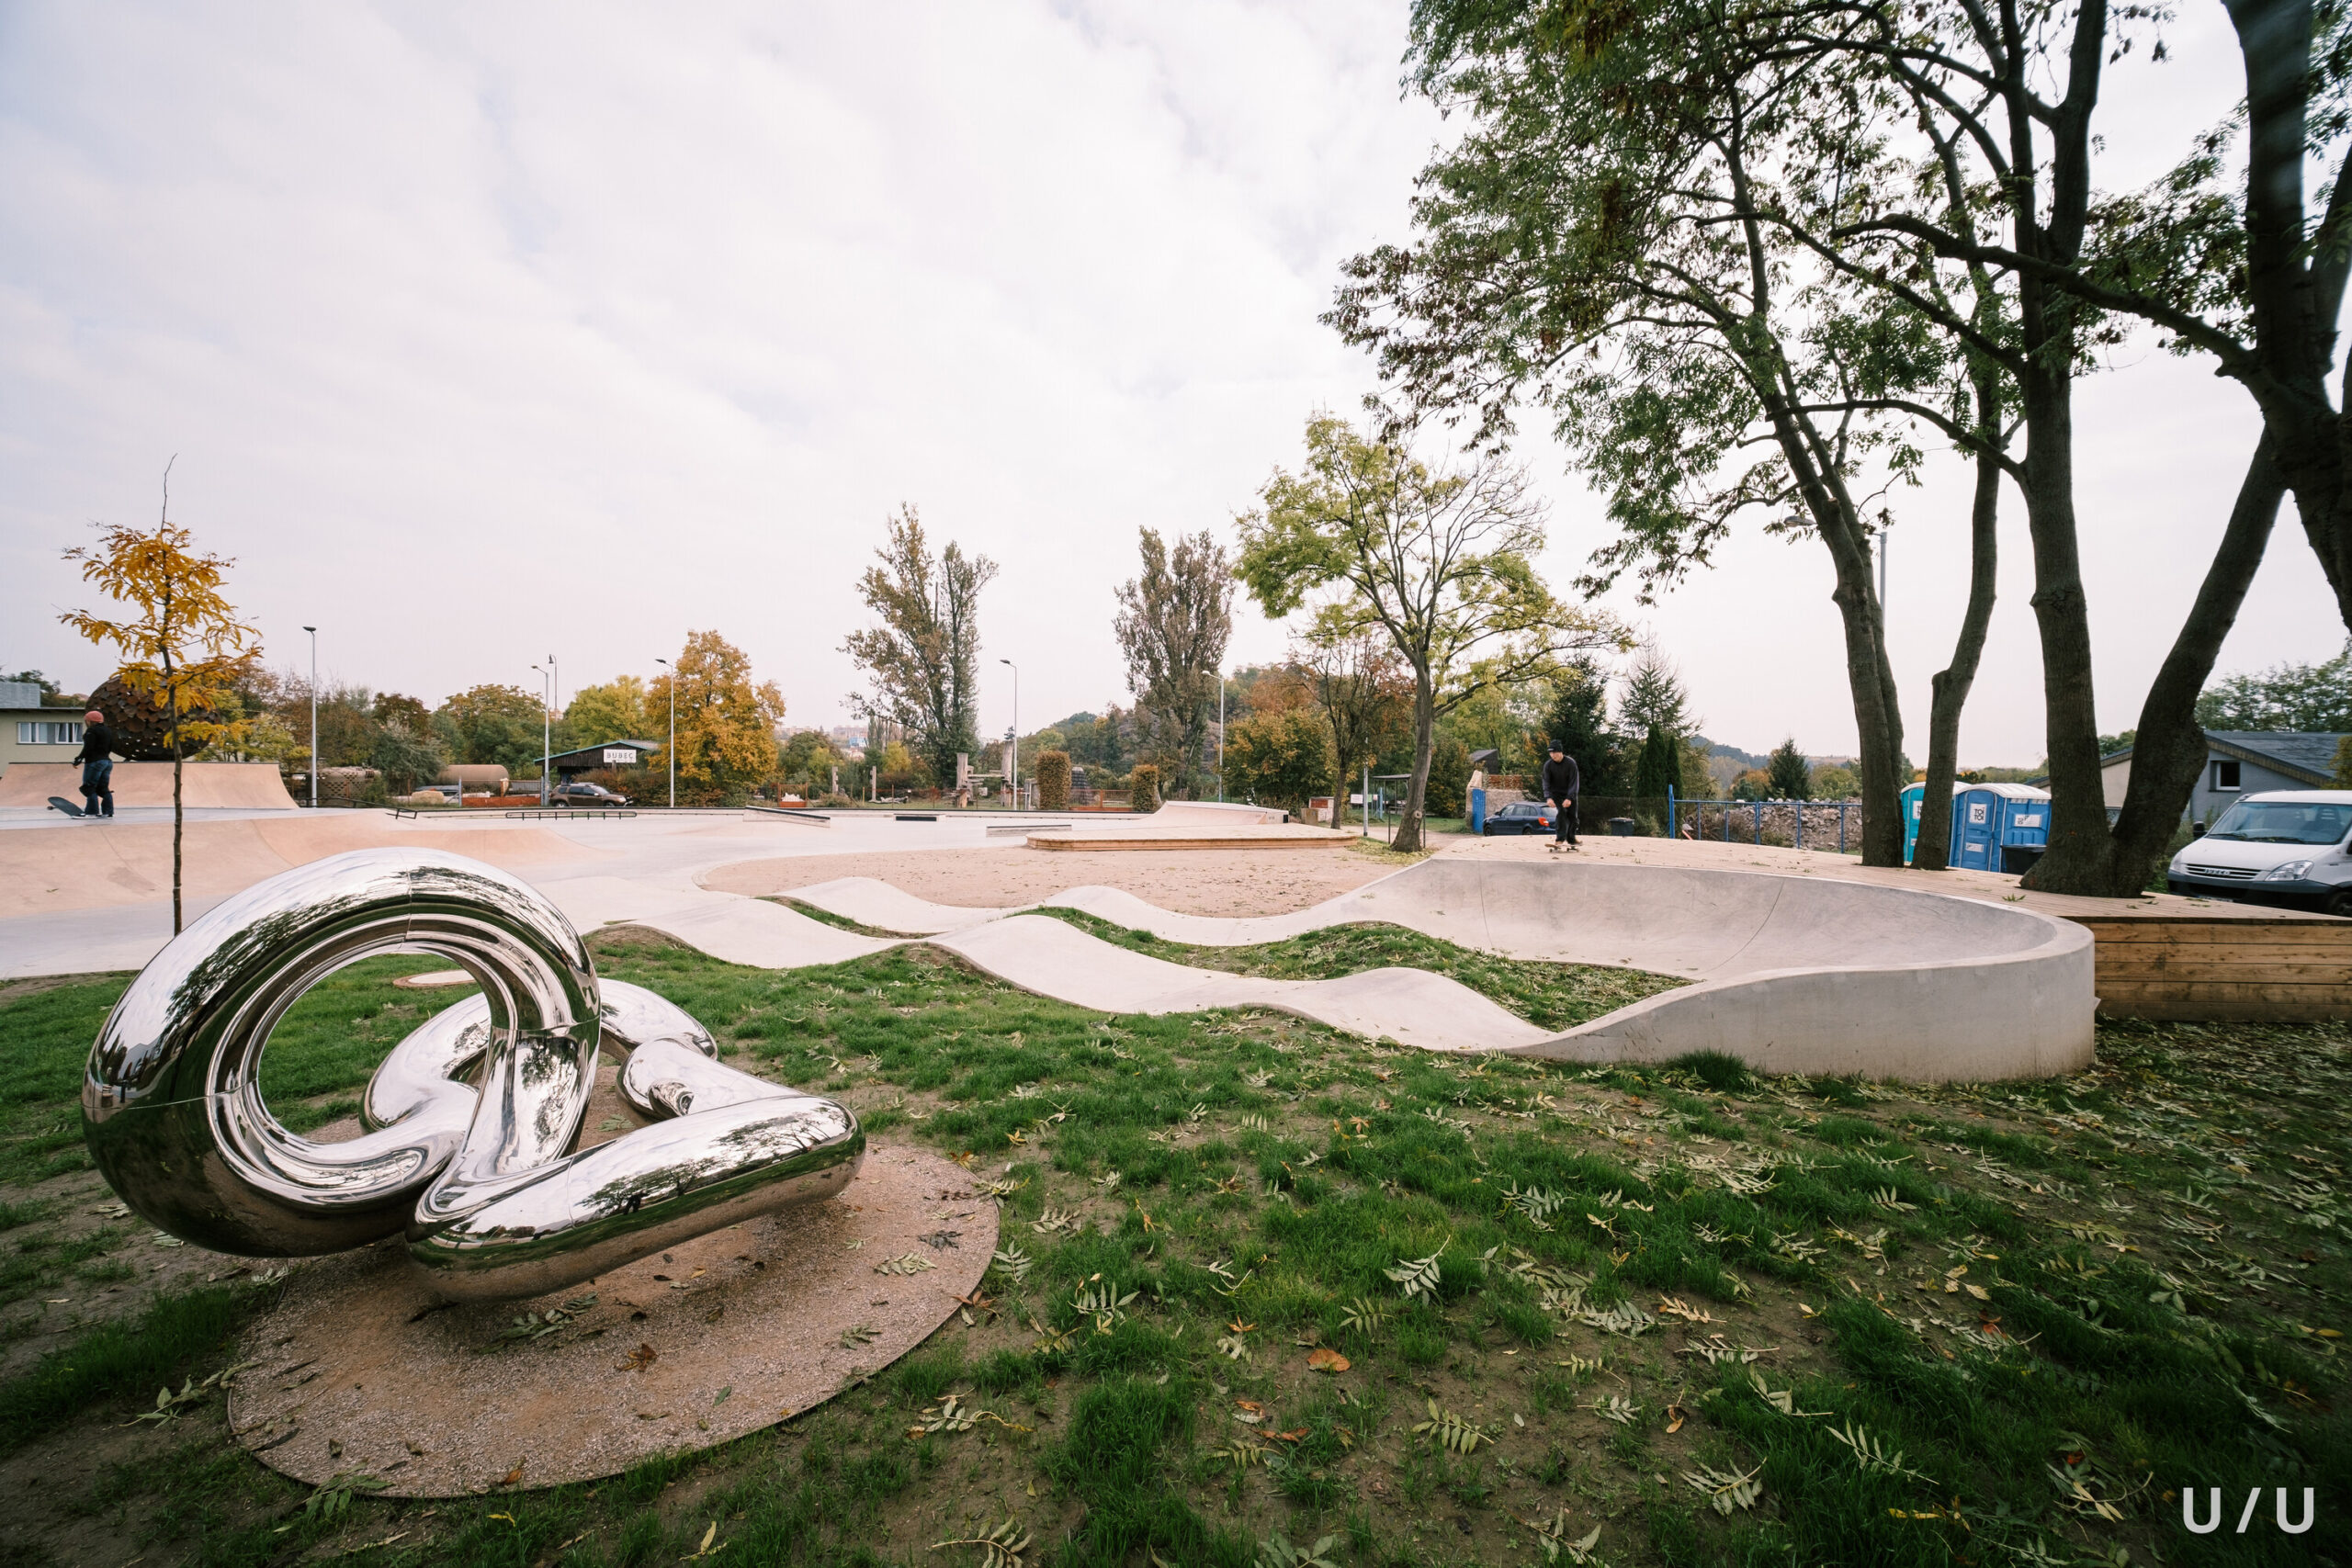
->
2065;914;2352;1021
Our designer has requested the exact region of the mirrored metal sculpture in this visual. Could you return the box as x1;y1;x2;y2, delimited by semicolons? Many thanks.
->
82;848;863;1300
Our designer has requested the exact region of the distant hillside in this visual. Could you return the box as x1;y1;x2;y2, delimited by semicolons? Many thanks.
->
1694;736;1767;772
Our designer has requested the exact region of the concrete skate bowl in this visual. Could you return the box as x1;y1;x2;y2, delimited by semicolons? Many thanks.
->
785;857;2097;1081
1335;858;2095;1079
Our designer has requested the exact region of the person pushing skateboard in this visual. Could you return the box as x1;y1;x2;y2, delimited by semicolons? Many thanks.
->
1541;739;1579;852
73;708;116;819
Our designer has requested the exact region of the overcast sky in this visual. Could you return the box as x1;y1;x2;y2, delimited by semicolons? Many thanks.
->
2;2;2340;766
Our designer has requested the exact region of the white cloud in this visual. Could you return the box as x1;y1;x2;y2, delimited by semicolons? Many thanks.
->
1;1;2336;765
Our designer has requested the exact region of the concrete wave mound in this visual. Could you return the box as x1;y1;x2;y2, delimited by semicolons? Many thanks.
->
786;859;2095;1079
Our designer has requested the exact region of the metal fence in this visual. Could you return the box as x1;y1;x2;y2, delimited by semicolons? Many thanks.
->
1666;790;1862;853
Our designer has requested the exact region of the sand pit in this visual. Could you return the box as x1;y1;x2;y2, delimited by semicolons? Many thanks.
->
700;843;1403;917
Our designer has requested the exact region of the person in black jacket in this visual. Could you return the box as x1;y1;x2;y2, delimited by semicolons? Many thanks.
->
73;709;116;818
1540;740;1579;852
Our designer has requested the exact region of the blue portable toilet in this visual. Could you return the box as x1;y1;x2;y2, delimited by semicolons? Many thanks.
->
1900;782;1963;865
1951;783;2051;874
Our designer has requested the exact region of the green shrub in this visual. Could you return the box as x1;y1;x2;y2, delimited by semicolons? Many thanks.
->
1035;750;1072;811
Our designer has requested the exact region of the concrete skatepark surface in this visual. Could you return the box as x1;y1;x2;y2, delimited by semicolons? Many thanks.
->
801;859;2096;1079
5;801;2102;1078
0;760;297;810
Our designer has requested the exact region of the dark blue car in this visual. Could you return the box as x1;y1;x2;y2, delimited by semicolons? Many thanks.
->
1482;800;1557;835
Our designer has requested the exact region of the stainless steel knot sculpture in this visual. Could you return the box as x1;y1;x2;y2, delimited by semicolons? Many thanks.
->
82;848;863;1301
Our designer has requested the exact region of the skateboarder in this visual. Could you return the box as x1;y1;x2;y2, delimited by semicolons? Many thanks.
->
73;708;116;818
1541;739;1579;852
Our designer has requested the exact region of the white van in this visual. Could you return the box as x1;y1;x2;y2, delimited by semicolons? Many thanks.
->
2166;790;2352;918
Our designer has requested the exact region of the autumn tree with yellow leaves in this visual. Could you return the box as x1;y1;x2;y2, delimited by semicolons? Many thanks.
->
652;631;784;805
60;469;262;932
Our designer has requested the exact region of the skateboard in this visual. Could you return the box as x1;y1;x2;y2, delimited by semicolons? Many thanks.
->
47;796;85;817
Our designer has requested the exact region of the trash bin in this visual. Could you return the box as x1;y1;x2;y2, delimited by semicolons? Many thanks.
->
1608;817;1637;836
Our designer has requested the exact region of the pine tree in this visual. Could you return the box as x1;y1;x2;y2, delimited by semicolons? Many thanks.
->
1767;738;1812;800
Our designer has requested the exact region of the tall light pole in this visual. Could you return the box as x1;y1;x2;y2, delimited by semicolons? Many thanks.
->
530;664;551;805
1216;668;1226;803
655;658;675;809
999;658;1018;808
302;626;317;808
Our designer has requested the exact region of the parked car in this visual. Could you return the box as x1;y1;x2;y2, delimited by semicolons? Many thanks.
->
1482;800;1558;836
549;780;631;808
2167;790;2352;916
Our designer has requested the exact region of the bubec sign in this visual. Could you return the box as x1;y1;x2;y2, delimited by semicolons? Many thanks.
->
2182;1487;2314;1535
603;748;637;765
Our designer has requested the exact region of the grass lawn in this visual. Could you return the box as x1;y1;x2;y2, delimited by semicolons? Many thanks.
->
0;931;2346;1567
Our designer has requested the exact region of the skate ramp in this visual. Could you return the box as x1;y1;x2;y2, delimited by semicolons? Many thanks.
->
0;816;605;919
0;761;298;810
1148;802;1290;826
934;915;1548;1055
774;858;2095;1080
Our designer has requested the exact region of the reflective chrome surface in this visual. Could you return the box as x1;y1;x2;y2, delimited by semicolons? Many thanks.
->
83;848;862;1299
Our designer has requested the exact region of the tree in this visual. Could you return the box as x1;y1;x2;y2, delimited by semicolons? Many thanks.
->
1129;762;1162;813
1114;528;1236;798
1633;726;1687;803
2335;737;2352;788
1327;2;1996;867
1696;0;2346;892
1297;617;1411;811
1538;658;1628;796
843;507;998;791
1239;414;1623;851
1225;710;1337;818
2;670;82;705
566;677;654;743
1035;750;1072;811
2195;641;2352;730
778;728;848;798
1426;733;1473;817
435;684;546;773
1767;739;1813;801
369;723;447;794
60;476;261;933
1618;649;1694;739
655;630;786;804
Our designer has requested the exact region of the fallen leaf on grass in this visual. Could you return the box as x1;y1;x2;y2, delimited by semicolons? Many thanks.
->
1306;1348;1350;1373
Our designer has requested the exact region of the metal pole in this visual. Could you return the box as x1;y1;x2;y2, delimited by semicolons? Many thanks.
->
302;626;317;808
1217;671;1225;803
1362;763;1370;836
656;658;674;808
1668;783;1676;839
1000;659;1018;808
531;665;549;806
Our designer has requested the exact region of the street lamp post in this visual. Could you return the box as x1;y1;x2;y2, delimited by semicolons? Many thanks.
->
302;626;317;809
1216;668;1225;803
655;658;675;809
999;659;1018;809
530;665;551;806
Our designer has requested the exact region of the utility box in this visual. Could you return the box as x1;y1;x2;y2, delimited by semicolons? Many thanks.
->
1904;781;2050;871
